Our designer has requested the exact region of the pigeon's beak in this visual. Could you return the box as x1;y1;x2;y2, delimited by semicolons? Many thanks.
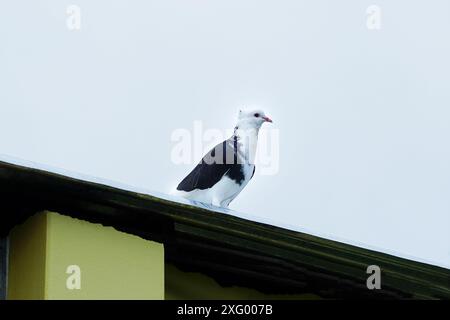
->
262;116;273;123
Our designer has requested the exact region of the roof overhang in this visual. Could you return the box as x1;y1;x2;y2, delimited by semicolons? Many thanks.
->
0;160;449;299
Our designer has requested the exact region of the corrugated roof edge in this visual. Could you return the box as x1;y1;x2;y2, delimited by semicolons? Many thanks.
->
0;159;449;299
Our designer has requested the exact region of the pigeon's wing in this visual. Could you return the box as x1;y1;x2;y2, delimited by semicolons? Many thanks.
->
177;140;237;192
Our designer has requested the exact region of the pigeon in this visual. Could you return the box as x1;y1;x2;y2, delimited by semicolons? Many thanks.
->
174;109;273;208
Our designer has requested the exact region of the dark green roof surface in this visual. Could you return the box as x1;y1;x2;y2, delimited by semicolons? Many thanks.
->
0;160;449;299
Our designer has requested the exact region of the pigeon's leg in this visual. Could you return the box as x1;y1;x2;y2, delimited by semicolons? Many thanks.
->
220;199;232;208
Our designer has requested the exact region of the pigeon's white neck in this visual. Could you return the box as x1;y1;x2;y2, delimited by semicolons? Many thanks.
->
233;121;261;163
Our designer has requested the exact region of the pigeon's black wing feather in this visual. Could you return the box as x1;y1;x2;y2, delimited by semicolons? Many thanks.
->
177;139;239;192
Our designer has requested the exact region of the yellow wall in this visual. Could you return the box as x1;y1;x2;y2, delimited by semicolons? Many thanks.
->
8;211;319;300
8;211;164;300
7;213;48;299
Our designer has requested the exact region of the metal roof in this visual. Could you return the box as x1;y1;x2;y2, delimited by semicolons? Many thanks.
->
0;159;449;299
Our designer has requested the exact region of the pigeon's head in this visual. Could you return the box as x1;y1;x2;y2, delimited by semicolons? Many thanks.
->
237;109;273;129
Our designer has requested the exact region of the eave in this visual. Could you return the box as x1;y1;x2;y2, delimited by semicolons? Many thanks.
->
0;160;449;299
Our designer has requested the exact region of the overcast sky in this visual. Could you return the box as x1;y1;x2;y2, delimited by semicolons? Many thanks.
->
1;0;449;268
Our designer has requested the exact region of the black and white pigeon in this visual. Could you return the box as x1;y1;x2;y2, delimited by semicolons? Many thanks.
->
174;109;273;208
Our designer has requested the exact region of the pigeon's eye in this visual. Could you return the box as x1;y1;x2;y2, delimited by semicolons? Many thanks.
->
254;113;260;117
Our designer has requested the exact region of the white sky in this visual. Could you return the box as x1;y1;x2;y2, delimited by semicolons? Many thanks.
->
1;0;449;268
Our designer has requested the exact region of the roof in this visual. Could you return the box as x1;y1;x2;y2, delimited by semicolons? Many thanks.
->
0;159;449;299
